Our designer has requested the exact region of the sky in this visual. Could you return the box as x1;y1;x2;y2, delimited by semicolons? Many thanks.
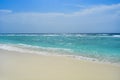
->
0;0;120;33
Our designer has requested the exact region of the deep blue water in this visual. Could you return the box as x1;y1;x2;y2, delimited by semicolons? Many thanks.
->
0;33;120;64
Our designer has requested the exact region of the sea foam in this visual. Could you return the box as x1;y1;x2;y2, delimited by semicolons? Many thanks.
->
0;43;118;66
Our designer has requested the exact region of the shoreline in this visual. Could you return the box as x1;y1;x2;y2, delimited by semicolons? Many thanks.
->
0;49;120;80
0;44;120;67
0;43;120;66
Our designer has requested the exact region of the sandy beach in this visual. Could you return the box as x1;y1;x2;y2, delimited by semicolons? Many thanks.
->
0;49;120;80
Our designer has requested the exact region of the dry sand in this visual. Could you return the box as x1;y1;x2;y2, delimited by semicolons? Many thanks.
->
0;49;120;80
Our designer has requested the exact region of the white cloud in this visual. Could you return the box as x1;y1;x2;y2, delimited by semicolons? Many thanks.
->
0;9;12;14
0;3;120;33
64;3;86;8
73;3;120;15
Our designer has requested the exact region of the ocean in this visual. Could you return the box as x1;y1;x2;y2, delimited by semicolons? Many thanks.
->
0;33;120;65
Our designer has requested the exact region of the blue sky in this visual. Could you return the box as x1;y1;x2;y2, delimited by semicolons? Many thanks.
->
0;0;120;33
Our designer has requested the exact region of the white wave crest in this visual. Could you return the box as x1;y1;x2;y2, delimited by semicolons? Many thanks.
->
112;35;120;38
0;44;49;55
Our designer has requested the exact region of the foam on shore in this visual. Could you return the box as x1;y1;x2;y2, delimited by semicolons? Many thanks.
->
0;43;120;66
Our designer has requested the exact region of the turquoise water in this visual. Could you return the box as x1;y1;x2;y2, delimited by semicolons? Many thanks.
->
0;33;120;64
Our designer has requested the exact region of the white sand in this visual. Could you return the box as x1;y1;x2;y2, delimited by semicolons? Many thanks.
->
0;49;120;80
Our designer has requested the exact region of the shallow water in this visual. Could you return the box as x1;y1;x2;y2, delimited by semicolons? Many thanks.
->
0;33;120;64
